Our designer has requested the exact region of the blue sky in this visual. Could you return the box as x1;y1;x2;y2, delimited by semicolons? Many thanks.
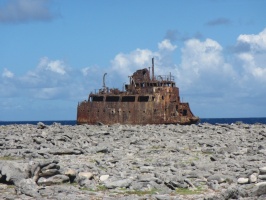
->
0;0;266;121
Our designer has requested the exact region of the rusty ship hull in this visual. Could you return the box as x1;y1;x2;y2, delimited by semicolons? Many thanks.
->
77;59;199;125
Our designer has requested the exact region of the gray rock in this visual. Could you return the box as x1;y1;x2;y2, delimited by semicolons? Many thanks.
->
249;173;258;183
208;180;219;191
104;178;133;189
2;122;266;199
77;172;94;186
237;177;249;184
259;167;266;174
15;178;40;198
41;163;60;171
252;182;266;196
100;174;109;182
37;122;46;129
37;174;69;186
0;161;30;184
258;175;266;180
207;174;226;183
39;159;59;168
39;168;60;177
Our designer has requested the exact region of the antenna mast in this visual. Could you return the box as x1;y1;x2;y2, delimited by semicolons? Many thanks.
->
152;57;154;80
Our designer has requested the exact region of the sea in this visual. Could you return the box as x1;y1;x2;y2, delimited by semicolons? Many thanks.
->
0;118;266;126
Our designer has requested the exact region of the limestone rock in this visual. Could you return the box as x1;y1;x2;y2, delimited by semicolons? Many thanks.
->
237;178;249;184
104;178;132;189
249;173;258;183
37;175;69;186
15;178;40;198
252;182;266;196
259;167;266;174
100;175;109;182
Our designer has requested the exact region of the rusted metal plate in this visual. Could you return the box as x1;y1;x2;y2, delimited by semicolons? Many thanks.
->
77;59;199;125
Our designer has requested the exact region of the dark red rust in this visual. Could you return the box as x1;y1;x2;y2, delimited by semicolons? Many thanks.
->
77;59;199;125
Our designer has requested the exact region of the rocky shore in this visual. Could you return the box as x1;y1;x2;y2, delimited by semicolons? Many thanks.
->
0;122;266;199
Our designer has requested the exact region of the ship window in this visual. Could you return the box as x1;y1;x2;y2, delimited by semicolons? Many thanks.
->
138;96;149;102
106;96;120;102
121;96;135;102
182;110;187;116
92;96;104;102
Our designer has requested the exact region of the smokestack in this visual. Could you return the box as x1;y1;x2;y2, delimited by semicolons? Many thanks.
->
152;57;154;80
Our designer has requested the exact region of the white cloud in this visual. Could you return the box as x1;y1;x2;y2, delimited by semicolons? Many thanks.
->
38;57;66;75
237;28;266;52
178;38;236;89
236;29;266;82
158;39;177;51
0;0;59;24
111;48;156;79
2;68;14;78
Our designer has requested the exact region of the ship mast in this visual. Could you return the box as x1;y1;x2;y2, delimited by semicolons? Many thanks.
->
152;57;154;81
103;73;107;93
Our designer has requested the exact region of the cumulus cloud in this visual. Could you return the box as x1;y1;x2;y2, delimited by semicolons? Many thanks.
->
38;57;67;75
158;39;177;51
237;28;266;52
176;38;237;95
0;0;59;24
236;28;266;82
2;68;14;78
206;18;231;26
111;48;157;80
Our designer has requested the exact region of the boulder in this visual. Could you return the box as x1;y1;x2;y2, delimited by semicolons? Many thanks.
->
37;175;69;186
258;175;266;180
207;174;226;183
37;122;46;129
237;178;249;184
0;161;30;184
39;169;60;177
259;167;266;174
15;178;40;198
249;173;258;183
252;182;266;196
104;178;132;189
100;175;109;182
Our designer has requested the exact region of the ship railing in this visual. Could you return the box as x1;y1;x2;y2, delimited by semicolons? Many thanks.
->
90;87;123;95
154;75;175;82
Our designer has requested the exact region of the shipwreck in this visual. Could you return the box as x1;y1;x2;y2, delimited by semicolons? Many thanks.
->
77;58;199;125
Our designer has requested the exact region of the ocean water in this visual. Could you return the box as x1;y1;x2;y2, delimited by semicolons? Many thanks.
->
0;118;266;126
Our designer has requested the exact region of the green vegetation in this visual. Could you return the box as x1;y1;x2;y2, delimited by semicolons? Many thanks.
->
0;156;21;161
80;184;108;192
118;188;158;196
175;187;204;195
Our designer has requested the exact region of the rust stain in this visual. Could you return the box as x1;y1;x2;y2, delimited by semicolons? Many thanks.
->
77;58;199;125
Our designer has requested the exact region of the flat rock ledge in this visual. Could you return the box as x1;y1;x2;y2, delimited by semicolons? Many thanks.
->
0;122;266;199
